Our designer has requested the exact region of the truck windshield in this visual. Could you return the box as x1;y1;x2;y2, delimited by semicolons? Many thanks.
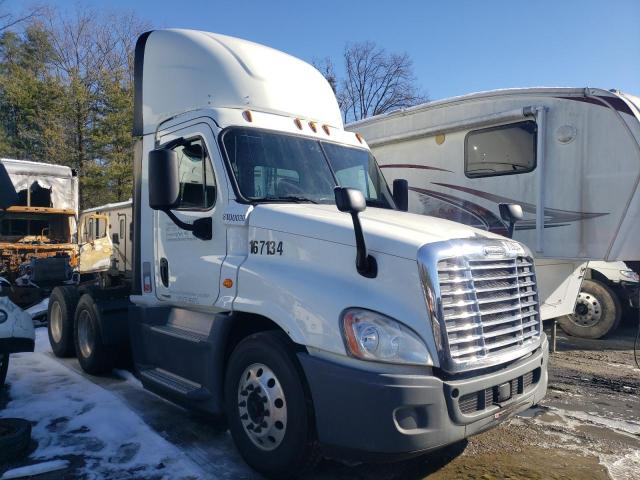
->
221;128;394;208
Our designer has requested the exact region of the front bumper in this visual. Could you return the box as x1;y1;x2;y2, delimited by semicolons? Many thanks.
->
298;334;548;458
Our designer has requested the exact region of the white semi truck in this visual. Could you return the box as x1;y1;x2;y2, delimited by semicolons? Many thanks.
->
46;30;548;478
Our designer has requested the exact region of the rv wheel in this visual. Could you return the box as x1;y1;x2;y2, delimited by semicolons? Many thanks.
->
224;331;319;479
74;294;115;375
558;279;621;339
48;286;80;357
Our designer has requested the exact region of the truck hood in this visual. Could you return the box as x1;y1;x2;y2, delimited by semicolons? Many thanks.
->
249;204;505;260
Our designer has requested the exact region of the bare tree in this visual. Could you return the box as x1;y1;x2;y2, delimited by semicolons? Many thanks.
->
340;41;427;123
0;1;43;32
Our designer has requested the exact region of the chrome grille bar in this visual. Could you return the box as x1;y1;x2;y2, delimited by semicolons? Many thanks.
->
418;238;542;373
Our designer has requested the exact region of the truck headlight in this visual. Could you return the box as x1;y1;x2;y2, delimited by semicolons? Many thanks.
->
0;309;7;324
620;270;640;282
341;308;432;365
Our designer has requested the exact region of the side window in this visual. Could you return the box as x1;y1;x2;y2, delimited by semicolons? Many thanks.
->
465;121;537;178
119;218;125;238
172;138;216;210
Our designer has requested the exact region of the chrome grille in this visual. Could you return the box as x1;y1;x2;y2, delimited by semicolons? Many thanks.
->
438;255;540;365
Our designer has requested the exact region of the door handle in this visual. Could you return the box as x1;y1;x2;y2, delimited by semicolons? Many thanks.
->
160;257;169;287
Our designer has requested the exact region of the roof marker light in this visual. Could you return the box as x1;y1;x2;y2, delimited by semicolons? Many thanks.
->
322;125;330;135
242;110;253;122
294;118;303;130
308;121;317;132
355;133;364;144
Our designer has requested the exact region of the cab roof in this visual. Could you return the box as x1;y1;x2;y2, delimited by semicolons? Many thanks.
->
134;29;342;136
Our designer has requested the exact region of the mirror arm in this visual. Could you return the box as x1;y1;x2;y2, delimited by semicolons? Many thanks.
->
350;212;377;278
163;209;212;241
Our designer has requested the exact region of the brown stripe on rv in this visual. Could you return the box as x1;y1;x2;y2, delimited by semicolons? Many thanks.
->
380;163;453;173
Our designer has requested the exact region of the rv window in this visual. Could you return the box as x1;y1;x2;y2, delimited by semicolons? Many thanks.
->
119;218;125;238
465;121;537;178
172;138;216;210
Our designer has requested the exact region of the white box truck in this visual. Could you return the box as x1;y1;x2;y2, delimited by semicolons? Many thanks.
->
46;30;548;478
348;88;640;338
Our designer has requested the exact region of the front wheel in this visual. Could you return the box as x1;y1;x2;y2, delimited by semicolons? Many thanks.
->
224;331;319;479
558;279;621;339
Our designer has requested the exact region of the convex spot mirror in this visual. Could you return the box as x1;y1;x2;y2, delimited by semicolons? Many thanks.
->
499;203;524;239
148;148;180;211
392;179;409;212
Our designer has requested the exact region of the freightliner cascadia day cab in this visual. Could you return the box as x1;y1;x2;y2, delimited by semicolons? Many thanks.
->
348;88;640;339
46;30;548;478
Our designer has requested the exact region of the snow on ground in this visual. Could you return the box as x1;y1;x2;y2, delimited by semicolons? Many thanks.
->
2;329;206;479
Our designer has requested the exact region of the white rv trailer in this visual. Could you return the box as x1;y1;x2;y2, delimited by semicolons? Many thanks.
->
45;30;549;478
348;88;640;336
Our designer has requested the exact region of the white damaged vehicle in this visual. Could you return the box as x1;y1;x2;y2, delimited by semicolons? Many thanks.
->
0;164;35;385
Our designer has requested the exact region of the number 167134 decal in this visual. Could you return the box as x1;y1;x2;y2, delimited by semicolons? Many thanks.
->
250;240;283;255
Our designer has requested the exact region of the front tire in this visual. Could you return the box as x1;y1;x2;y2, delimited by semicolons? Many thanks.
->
74;294;115;375
224;331;319;479
558;279;621;339
48;286;80;357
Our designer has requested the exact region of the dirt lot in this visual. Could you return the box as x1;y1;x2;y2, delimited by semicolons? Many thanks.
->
2;315;639;479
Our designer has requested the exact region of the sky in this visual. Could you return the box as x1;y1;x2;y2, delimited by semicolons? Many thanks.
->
6;0;640;100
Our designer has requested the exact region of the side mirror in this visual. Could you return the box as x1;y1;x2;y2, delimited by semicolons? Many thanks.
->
148;147;212;241
335;187;366;213
112;233;120;245
334;187;376;278
499;203;524;239
0;163;17;210
392;179;409;212
149;148;180;211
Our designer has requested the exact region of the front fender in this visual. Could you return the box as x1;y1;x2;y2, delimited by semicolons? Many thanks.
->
232;230;439;363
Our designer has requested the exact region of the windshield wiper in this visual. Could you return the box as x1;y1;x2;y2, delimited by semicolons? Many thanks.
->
259;196;319;204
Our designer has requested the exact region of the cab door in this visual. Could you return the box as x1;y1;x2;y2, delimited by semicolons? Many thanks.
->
78;214;112;273
154;121;224;308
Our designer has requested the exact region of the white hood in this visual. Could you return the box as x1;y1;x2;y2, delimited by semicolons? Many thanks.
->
249;204;505;260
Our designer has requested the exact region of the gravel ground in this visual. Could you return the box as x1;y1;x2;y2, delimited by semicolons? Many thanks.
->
1;312;639;480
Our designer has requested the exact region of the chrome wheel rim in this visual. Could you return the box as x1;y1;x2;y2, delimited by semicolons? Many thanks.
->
50;301;63;343
77;310;94;359
237;363;287;451
570;291;602;327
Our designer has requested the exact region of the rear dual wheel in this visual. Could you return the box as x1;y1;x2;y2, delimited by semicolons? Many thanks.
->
74;294;115;375
48;286;80;357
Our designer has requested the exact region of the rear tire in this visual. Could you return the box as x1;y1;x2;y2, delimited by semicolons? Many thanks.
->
224;331;319;479
558;279;621;339
47;286;80;358
74;294;115;375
